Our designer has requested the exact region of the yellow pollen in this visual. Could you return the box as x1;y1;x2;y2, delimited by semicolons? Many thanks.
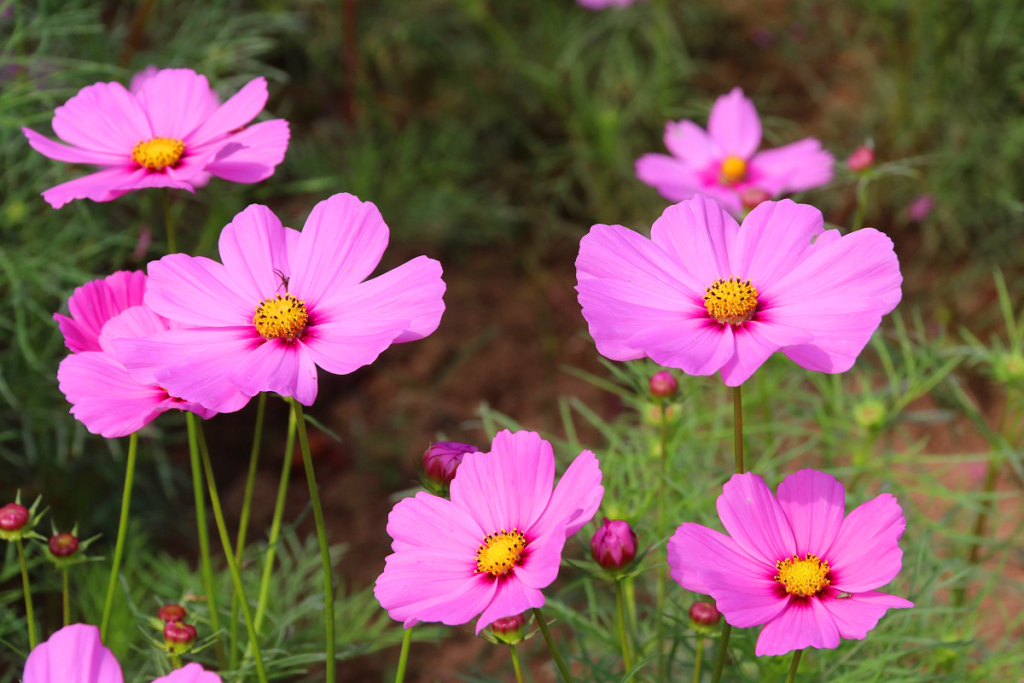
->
253;294;308;341
703;276;759;324
775;554;831;597
720;155;747;183
131;137;185;170
475;529;526;577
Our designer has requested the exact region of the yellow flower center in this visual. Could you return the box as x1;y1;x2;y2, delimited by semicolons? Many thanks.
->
131;137;185;170
253;294;309;341
720;155;747;184
703;276;759;324
775;554;831;597
475;529;526;577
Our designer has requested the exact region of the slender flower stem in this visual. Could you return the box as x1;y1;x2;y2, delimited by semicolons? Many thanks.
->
16;540;37;648
710;386;746;683
162;188;176;254
230;392;267;668
531;608;574;683
170;654;182;669
851;178;868;232
953;453;1003;606
254;407;297;634
615;579;633;677
186;415;226;668
693;635;704;683
509;643;525;683
193;417;268;683
394;627;413;683
291;399;336;683
655;397;669;679
100;431;138;641
785;649;804;683
62;567;70;626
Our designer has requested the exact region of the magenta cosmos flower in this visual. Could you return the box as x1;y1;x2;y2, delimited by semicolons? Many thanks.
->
374;430;604;632
575;195;902;386
115;193;445;412
668;470;913;656
23;67;289;209
55;271;219;437
24;623;220;683
636;88;833;215
578;0;640;9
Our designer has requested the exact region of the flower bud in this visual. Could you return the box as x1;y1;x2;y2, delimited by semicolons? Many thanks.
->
0;503;29;532
48;532;79;557
648;371;678;399
422;442;478;485
158;604;188;624
853;399;886;430
490;613;528;644
846;146;874;172
907;194;934;222
163;621;197;653
590;518;638;571
689;601;721;627
739;187;770;212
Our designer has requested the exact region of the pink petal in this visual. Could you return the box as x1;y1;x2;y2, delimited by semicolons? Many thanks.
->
128;66;160;94
755;598;840;657
819;589;913;641
749;138;834;195
204;119;290;183
39;167;175;210
515;523;568;590
718;320;812;387
51;81;152;154
133;69;218;140
635;153;707;204
663;119;721;168
707;87;761;159
475;577;546;634
23;128;124;165
97;305;169;354
728;200;825;292
288;193;389;308
229;338;319;406
529;449;604;538
775;469;846;558
145;254;256;327
824;493;907;593
649;195;739;290
625;317;736;377
23;624;123;683
55;270;147;353
668;523;775;603
151;663;222;683
387;492;484;555
186;77;268;146
716;472;796;566
216;204;295;302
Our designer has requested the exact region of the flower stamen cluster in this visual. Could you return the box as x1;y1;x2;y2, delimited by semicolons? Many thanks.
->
253;294;309;341
476;529;526;576
703;276;758;324
131;138;185;170
775;553;831;597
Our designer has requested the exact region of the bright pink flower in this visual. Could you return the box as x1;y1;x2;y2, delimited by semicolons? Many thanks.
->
578;0;639;8
55;271;219;437
636;88;834;215
575;195;902;386
23;67;289;209
668;470;913;656
115;193;445;412
23;623;221;683
374;430;604;633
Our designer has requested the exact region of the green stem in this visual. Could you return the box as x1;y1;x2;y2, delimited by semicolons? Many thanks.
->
62;567;70;626
509;643;525;683
186;415;226;668
851;178;868;231
230;392;267;668
953;454;1003;606
531;608;574;683
193;416;268;683
655;398;669;679
100;431;137;641
163;188;176;253
16;540;37;648
254;406;297;634
291;399;336;683
693;635;704;683
615;579;633;677
170;653;182;670
785;649;803;683
394;627;413;683
709;624;731;683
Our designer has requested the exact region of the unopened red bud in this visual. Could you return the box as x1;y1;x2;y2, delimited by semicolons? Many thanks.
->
0;503;29;532
163;621;197;646
158;604;187;624
423;442;478;485
689;601;721;626
590;518;638;571
846;146;874;172
649;371;678;399
739;187;770;211
491;613;527;635
48;532;79;557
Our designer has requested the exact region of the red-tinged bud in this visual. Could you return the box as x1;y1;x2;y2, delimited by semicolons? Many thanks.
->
590;518;638;571
158;604;187;624
649;371;678;399
739;187;770;212
689;601;721;627
423;442;478;485
164;621;197;653
0;503;29;532
490;613;528;644
846;146;874;172
48;532;79;557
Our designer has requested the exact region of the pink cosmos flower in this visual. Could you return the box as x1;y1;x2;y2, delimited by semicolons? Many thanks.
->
55;271;219;437
23;623;221;683
575;195;902;386
578;0;639;9
115;193;445;412
374;430;604;632
668;470;914;656
23;67;290;209
636;88;834;216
